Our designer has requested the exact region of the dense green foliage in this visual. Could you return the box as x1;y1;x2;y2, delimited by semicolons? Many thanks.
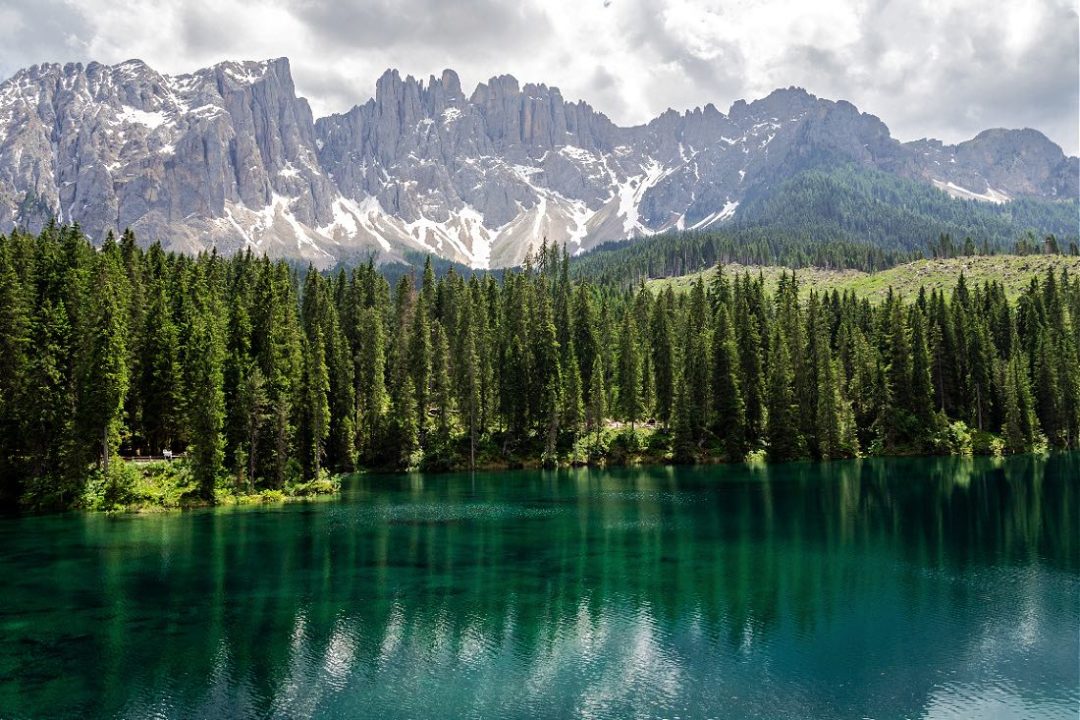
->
574;226;917;287
737;165;1079;253
1;226;1078;511
573;166;1078;288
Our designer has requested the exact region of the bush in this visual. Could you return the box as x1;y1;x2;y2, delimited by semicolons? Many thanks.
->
82;462;140;511
970;430;1005;456
933;421;973;456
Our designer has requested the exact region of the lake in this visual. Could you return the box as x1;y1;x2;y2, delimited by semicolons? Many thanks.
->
0;454;1077;719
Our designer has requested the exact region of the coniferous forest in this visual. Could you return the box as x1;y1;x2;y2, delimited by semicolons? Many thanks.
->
1;224;1078;512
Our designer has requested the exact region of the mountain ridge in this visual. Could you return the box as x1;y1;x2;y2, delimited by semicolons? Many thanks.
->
0;57;1075;268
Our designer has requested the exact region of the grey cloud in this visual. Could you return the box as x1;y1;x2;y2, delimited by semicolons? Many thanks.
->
179;3;246;55
0;1;92;79
614;0;746;115
287;0;552;58
866;3;1078;152
0;0;1075;154
582;65;629;120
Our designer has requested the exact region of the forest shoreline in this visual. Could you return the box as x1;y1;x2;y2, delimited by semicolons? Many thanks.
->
57;430;1037;515
4;228;1076;515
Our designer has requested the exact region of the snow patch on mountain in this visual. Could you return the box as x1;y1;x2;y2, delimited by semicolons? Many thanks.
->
116;106;168;129
689;200;739;230
931;179;1011;204
615;160;672;236
0;59;1071;270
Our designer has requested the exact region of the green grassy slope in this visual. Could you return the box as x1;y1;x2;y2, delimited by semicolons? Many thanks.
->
646;255;1080;301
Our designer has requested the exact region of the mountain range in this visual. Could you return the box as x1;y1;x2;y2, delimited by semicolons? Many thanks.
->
0;57;1075;268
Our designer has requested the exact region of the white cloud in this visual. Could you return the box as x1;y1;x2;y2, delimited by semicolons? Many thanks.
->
0;0;1076;154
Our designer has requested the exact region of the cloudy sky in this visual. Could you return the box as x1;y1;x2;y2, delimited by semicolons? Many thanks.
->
1;0;1077;154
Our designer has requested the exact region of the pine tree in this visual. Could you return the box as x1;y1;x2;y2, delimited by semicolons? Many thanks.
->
573;284;600;411
4;224;1075;508
237;364;268;488
533;284;562;457
431;320;453;443
356;306;387;462
881;296;914;448
139;279;183;454
460;298;483;468
0;239;31;503
409;296;432;438
323;309;356;472
187;273;225;500
586;353;606;453
77;251;129;474
681;279;712;446
561;337;585;439
671;376;697;463
735;279;766;447
711;303;746;459
392;375;420;468
816;351;843;460
766;327;805;460
617;309;643;430
908;307;937;433
300;324;331;480
968;315;995;432
1002;350;1039;453
650;289;676;427
1033;329;1066;446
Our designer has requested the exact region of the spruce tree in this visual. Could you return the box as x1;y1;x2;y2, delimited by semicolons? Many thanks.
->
187;274;225;500
711;303;746;459
0;240;31;503
356;306;387;462
586;353;606;453
617;309;643;430
1002;350;1039;453
908;307;937;434
77;252;129;474
882;296;914;448
650;289;676;427
139;280;183;454
561;337;585;440
431;320;453;444
671;376;697;463
300;324;331;480
766;327;805;461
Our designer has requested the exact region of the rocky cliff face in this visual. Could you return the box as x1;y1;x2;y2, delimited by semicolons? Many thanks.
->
0;59;1075;268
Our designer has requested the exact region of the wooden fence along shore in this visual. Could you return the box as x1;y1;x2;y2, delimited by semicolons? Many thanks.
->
121;451;184;463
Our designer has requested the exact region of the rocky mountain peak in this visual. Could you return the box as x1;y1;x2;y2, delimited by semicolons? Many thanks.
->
0;57;1074;270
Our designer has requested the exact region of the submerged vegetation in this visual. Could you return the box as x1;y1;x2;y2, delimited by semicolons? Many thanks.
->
1;224;1078;512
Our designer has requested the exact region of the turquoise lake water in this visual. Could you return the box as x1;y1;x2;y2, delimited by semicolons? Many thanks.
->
1;454;1077;719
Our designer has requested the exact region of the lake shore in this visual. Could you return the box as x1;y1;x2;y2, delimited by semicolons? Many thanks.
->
75;459;341;514
62;420;1030;514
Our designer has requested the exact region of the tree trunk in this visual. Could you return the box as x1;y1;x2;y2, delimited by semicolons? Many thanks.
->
469;402;476;470
102;427;110;473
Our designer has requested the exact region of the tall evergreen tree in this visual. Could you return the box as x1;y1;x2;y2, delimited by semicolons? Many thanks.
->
766;327;805;460
650;289;676;427
77;251;129;474
711;303;746;459
617;309;643;430
586;353;606;452
186;273;225;500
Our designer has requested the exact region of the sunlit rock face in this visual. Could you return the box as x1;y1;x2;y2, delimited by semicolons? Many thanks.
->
0;60;1075;268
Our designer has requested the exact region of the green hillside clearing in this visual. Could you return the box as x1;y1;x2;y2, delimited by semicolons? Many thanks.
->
646;255;1080;301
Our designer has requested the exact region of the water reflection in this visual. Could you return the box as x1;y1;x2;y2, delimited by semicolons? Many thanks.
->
0;454;1076;719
